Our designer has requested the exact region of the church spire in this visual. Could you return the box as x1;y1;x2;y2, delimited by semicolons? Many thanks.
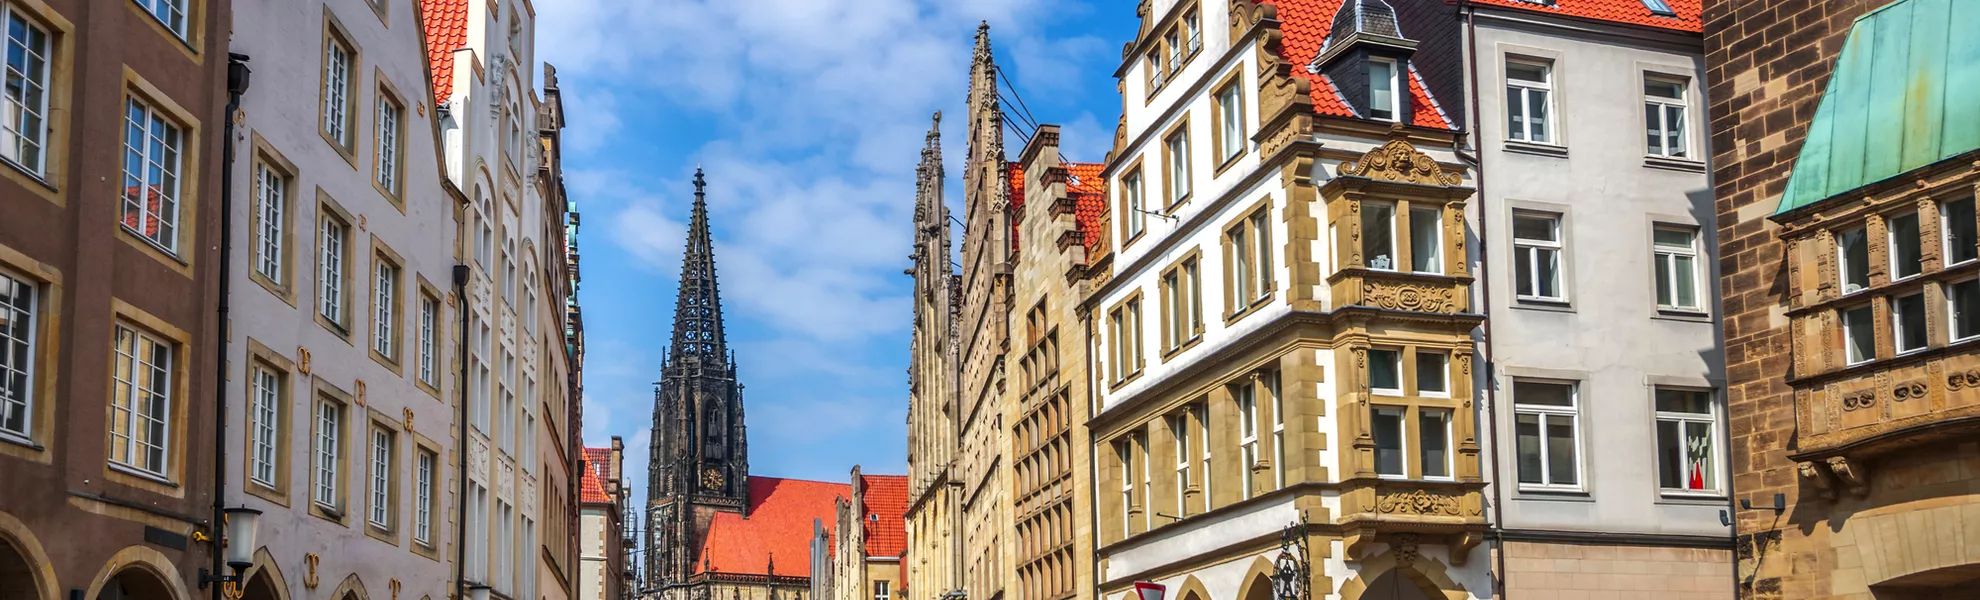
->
668;167;728;364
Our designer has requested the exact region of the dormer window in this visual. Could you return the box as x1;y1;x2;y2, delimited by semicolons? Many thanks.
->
1368;58;1400;122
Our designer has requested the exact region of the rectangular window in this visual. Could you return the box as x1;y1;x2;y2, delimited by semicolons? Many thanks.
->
1643;77;1688;158
501;353;516;453
1363;201;1396;270
505;106;523;169
1513;212;1564;301
1368;58;1399;122
369;426;392;528
1368;349;1401;395
1138;430;1151;531
418;295;438;385
1513;380;1578;488
1170;414;1191;513
1195;403;1211;513
1165;127;1190;206
1506;59;1552;143
1230;221;1251;302
1161;257;1201;351
1;5;52;175
1250;210;1272;301
1409;206;1442;274
134;0;188;38
1894;292;1927;355
474;321;491;430
375;94;402;194
0;270;37;442
121;98;185;253
374;259;398;359
475;217;493;268
1416;351;1448;397
1654;388;1717;493
1216;81;1244;162
322;34;353;147
1951;279;1980;342
874;582;890;600
1183;7;1201;54
1653;226;1701;310
109;324;173;478
1108;297;1143;383
1945;198;1977;266
319;215;348;327
415;449;435;544
1116;439;1133;536
1842;304;1874;364
248;366;281;488
313;397;344;509
254;164;287;283
1419;409;1452;479
1145;50;1166;91
1371;407;1404;477
1838;226;1869;294
1889;212;1923;280
1268;371;1284;490
1237;382;1258;499
1124;169;1145;240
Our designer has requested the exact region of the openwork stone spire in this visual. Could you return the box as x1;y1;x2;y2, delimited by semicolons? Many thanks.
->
668;168;728;363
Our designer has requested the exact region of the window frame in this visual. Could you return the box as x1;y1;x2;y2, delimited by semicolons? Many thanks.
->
414;446;437;547
1363;200;1398;271
248;143;297;295
1;4;54;178
1162;119;1191;210
318;16;359;156
1841;303;1876;365
1409;205;1443;274
1159;251;1203;356
0;267;40;446
1212;74;1247;168
1652;387;1721;496
1223;202;1275;321
1836;225;1870;295
1107;292;1145;386
1367;348;1402;396
1169;413;1191;515
1511;379;1582;491
1236;381;1258;499
131;0;192;41
310;389;349;518
1642;75;1690;159
370;247;403;367
417;289;441;390
1122;166;1147;244
367;421;396;533
1652;225;1704;312
372;81;406;202
247;362;283;490
1512;211;1567;303
107;322;177;481
1950;278;1980;344
119;96;187;256
1367;57;1400;122
1887;210;1924;282
1415;350;1449;398
1418;407;1454;481
1942;197;1978;267
1892;291;1928;356
316;200;354;334
1505;57;1555;145
1371;406;1406;478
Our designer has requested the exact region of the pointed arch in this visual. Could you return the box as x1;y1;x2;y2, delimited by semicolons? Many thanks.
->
1172;575;1210;600
328;573;372;600
237;547;289;600
82;545;191;600
0;509;59;600
1235;555;1277;600
1336;545;1468;600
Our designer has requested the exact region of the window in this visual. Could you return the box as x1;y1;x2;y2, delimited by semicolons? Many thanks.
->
473;320;491;430
874;582;890;600
313;396;344;509
1513;212;1564;301
1506;59;1552;143
1368;58;1399;122
1945;198;1978;266
1893;292;1927;355
374;259;399;359
1236;382;1257;498
1416;351;1448;397
1250;210;1271;300
1124;169;1145;240
248;366;281;488
519;517;535;597
321;33;354;148
1837;225;1869;293
1164;29;1181;80
1363;201;1396;270
505;103;523;168
1888;211;1923;280
319;214;349;327
1842;304;1875;364
1230;221;1250;300
133;0;188;38
1195;403;1211;513
415;449;435;544
1108;296;1143;383
1368;349;1401;395
418;294;438;385
507;10;524;57
375;93;402;194
109;324;173;478
253;163;287;283
524;286;538;336
1145;49;1166;91
1183;6;1201;54
467;484;488;581
475;215;493;268
1512;380;1579;489
1951;279;1980;342
121;98;185;253
1116;439;1133;537
1161;256;1201;352
1644;77;1688;158
1164;127;1190;207
368;426;392;529
1215;80;1244;162
495;501;514;593
0;270;36;443
503;238;517;303
1268;371;1284;489
1653;226;1702;311
1227;208;1273;309
1654;389;1717;493
1;5;52;176
1170;414;1191;513
521;411;536;469
1419;409;1451;479
1641;0;1675;16
1409;206;1442;274
1371;407;1404;477
501;352;516;453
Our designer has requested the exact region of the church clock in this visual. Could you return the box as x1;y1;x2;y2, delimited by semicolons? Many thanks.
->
702;468;724;489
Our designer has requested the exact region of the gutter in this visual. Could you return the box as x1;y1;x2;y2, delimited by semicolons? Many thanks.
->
211;53;251;600
1453;2;1512;597
454;264;473;600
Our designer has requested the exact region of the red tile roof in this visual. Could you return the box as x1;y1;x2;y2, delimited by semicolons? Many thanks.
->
579;447;613;505
1469;0;1701;33
419;0;471;101
694;477;847;578
1005;161;1109;256
1263;0;1455;129
856;474;909;558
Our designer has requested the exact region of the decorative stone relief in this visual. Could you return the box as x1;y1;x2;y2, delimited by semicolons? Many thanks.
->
1840;389;1875;412
1892;380;1927;402
1945;368;1980;390
1375;488;1462;516
470;436;489;479
1391;533;1421;569
1361;281;1456;313
303;553;320;588
1799;461;1837;500
1335;139;1464;186
1826;456;1869;496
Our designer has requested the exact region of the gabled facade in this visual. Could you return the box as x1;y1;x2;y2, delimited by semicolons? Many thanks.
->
580;441;629;600
903;111;963;600
826;467;910;600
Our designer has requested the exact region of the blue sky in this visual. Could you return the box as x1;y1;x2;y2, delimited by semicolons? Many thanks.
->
535;1;1140;496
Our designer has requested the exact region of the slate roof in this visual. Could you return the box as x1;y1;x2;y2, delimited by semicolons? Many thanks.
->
419;0;471;100
579;447;613;505
1469;0;1702;33
1775;0;1980;215
1263;0;1454;129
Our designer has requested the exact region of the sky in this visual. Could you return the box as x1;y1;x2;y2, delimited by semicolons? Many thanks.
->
534;0;1141;498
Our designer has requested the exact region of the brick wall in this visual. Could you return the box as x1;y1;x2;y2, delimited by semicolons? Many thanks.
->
1500;542;1733;599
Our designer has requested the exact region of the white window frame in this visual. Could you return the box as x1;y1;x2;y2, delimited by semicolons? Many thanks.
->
1643;76;1689;158
0;270;38;444
1409;205;1442;274
873;581;890;600
1170;414;1190;513
500;352;516;454
109;324;173;479
1166;128;1190;205
1237;383;1258;499
1216;81;1243;161
368;426;392;529
415;450;434;544
1368;348;1402;396
254;164;286;283
1950;278;1980;343
1418;407;1454;481
375;94;401;192
1505;58;1554;144
1888;211;1924;281
1893;292;1928;355
121;98;185;254
1268;372;1284;490
1363;201;1398;271
1513;212;1565;302
374;260;397;358
248;366;280;488
1942;197;1977;267
1138;431;1151;531
1195;403;1211;514
1837;225;1869;294
2;5;53;176
418;295;438;385
503;238;518;303
1416;351;1449;398
1250;210;1273;302
1653;388;1720;495
1512;380;1582;491
1116;439;1133;537
313;398;343;509
134;0;189;39
1125;169;1146;239
1368;57;1400;122
1653;225;1703;311
322;37;353;147
1842;303;1875;365
1371;406;1406;478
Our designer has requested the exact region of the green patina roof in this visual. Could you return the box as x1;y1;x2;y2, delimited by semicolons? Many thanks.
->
1775;0;1980;215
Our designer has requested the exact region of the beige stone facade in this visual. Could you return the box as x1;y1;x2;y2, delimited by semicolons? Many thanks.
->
1499;542;1732;599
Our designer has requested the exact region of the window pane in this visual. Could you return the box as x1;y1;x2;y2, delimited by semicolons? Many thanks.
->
1545;414;1577;485
1416;352;1447;395
1528;90;1549;143
1506;86;1525;141
1655;389;1711;414
1515;247;1534;296
1419;410;1449;478
0;271;33;438
1514;381;1573;407
1843;304;1875;364
1947;198;1977;264
1675;254;1697;308
1372;408;1403;476
1891;212;1923;279
1685;421;1714;490
1645;103;1662;155
1363;203;1395;270
1665;105;1686;158
1655;254;1673;306
1368;349;1400;392
1513;215;1556;242
1508;62;1547;83
1653;228;1693;247
1952;279;1980;341
1219;85;1242;159
1839;227;1869;292
1656;420;1681;488
1514;413;1542;484
1537;248;1560;298
1369;60;1396;121
1895;293;1927;353
1410;207;1441;273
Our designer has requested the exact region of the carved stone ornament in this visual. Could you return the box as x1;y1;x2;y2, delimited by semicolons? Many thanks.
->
1362;281;1455;313
1335;138;1463;186
1377;488;1463;516
1799;461;1837;500
1893;380;1927;402
1946;368;1980;390
1826;456;1870;497
1840;389;1875;412
297;347;312;377
303;553;320;588
1391;533;1422;569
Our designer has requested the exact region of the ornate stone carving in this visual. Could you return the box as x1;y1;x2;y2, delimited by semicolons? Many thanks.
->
1892;380;1927;402
1391;533;1421;569
303;553;320;588
1798;461;1837;500
1336;139;1464;186
1946;368;1980;390
1841;389;1875;412
1826;456;1869;496
1376;488;1463;516
1362;281;1456;313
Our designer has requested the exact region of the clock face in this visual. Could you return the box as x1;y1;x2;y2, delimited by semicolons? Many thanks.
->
702;468;724;489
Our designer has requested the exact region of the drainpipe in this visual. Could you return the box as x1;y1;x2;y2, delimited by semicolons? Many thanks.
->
454;264;473;600
212;53;251;600
1453;3;1511;597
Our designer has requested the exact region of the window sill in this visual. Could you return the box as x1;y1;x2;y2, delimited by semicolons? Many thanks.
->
1655;490;1727;505
109;463;178;487
1513;486;1591;500
1511;298;1574;313
1503;140;1568;158
1164;194;1192;215
1643;155;1707;173
1652;307;1712;323
1;157;56;193
120;225;187;265
0;433;43;451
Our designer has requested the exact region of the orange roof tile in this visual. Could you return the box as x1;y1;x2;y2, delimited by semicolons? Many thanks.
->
1066;163;1107;256
857;474;909;558
1263;0;1455;129
694;477;848;578
579;447;613;505
419;0;471;101
1469;0;1700;33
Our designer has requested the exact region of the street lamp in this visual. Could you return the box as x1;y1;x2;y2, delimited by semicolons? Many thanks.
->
467;584;492;600
199;506;264;588
1133;582;1166;600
